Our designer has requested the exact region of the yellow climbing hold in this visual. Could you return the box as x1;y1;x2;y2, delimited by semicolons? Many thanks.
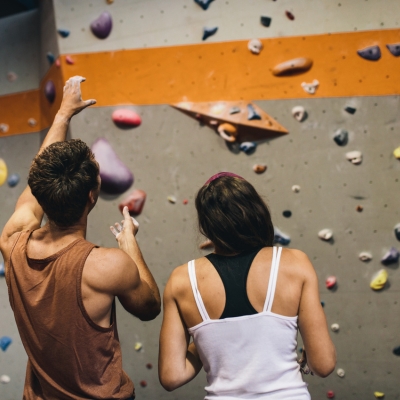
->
394;147;400;159
374;392;385;399
0;159;8;186
370;269;388;290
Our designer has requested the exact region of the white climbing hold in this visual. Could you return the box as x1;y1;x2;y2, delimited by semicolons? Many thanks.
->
291;106;307;122
167;196;177;204
28;118;37;127
7;72;17;82
346;151;362;165
301;79;319;95
331;323;340;332
336;368;345;378
318;229;333;241
248;39;263;54
0;123;9;133
0;375;10;384
292;185;301;193
359;252;372;262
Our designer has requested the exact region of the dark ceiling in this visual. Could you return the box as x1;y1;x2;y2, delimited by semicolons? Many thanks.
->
0;0;38;19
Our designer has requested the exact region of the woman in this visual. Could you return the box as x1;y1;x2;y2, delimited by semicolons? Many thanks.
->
159;172;336;399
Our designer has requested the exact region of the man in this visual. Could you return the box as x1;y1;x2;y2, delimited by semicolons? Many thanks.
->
0;76;161;399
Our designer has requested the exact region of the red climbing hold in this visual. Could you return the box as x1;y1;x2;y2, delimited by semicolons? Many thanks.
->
112;109;141;128
119;189;146;216
183;199;188;205
146;363;153;369
285;11;295;20
139;380;147;387
325;276;336;289
327;390;335;399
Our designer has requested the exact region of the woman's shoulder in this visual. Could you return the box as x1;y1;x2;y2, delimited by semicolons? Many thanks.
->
278;247;316;279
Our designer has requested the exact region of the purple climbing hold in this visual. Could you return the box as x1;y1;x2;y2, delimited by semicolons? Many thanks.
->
194;0;214;10
260;16;272;27
357;45;381;61
57;29;70;38
202;26;218;41
7;173;20;188
386;43;400;57
46;52;55;65
247;104;261;120
393;346;400;356
91;138;133;195
381;247;399;265
44;80;56;104
90;11;113;39
0;336;12;351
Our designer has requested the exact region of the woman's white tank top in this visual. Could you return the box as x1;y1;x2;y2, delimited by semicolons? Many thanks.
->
187;246;311;400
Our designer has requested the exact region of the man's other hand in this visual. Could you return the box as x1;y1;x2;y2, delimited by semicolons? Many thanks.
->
110;206;140;240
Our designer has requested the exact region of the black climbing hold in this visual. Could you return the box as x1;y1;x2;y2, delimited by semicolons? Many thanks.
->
344;106;356;114
46;52;55;65
283;210;292;218
394;223;400;241
393;346;400;356
202;26;218;41
194;0;214;10
57;29;70;38
321;301;325;307
260;16;272;27
333;129;348;146
229;106;241;114
357;45;381;61
386;43;400;57
247;104;261;120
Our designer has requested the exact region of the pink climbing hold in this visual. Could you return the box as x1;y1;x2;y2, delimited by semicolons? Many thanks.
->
119;189;146;216
325;276;336;289
55;59;61;67
65;55;74;65
112;109;142;128
90;11;113;39
44;80;56;103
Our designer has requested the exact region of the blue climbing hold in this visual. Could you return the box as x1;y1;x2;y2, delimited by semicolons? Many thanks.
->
247;104;261;120
57;29;70;38
393;346;400;356
202;26;218;41
0;336;12;351
321;301;325;307
7;173;20;188
0;262;4;277
274;227;291;246
260;16;272;27
357;45;381;61
386;43;400;57
46;52;55;65
381;247;399;265
239;142;257;155
194;0;214;10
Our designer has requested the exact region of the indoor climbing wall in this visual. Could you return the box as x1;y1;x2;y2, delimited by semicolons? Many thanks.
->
1;1;400;399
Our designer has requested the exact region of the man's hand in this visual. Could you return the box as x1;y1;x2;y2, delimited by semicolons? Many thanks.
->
58;76;96;120
110;206;139;240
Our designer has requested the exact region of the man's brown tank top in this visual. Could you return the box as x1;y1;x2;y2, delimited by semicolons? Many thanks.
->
5;230;135;400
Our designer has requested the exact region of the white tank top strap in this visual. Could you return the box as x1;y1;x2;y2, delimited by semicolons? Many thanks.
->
188;260;210;321
263;246;283;312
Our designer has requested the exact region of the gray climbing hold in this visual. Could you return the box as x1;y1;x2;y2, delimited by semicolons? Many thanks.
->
44;80;56;104
357;45;381;61
57;29;70;38
202;26;218;41
333;129;348;146
7;173;19;188
0;262;4;277
229;106;241;114
194;0;214;10
0;336;12;351
260;16;272;27
393;346;400;356
344;106;356;114
394;223;400;241
247;104;261;120
274;227;290;246
239;142;257;155
90;11;113;39
46;52;55;65
381;247;399;265
386;43;400;57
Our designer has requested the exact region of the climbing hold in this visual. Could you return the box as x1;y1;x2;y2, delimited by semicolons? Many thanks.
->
217;123;237;143
200;239;214;250
272;58;313;76
247;104;261;120
356;205;363;212
0;375;10;384
0;262;4;277
46;51;55;65
253;164;267;174
229;106;241;115
301;79;319;94
167;195;177;204
91;138;134;195
7;72;17;82
106;0;114;3
370;269;388;290
374;392;385;399
325;276;336;289
0;123;9;134
239;142;257;155
291;106;307;122
344;106;356;114
55;59;61;67
202;26;218;41
248;39;263;54
359;252;372;262
57;29;70;38
44;80;56;104
333;129;348;146
112;109;142;128
65;55;74;65
357;45;381;61
90;11;113;39
381;247;399;265
321;301;325;307
119;189;146;216
331;323;340;332
28;118;37;127
260;16;272;27
134;342;143;351
336;368;345;378
0;336;12;351
146;363;153;369
194;0;214;10
183;199;188;205
326;390;335;399
140;380;147;387
7;173;20;188
318;229;333;241
346;150;362;165
386;43;400;57
0;159;8;186
393;346;400;356
292;185;301;193
285;10;295;20
394;147;400;159
282;210;292;218
274;227;290;246
394;223;400;241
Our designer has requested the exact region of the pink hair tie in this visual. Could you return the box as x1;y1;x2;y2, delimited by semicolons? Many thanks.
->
204;172;244;186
